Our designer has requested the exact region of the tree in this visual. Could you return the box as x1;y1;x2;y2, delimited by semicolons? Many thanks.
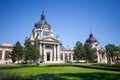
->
74;41;84;62
10;41;23;64
32;48;40;62
105;44;114;63
24;41;40;63
105;44;120;63
105;44;115;63
84;44;96;63
114;46;120;63
118;46;120;62
10;50;16;64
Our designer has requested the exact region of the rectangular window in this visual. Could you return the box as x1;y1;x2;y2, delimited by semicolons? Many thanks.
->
43;31;50;36
45;44;52;49
65;53;67;60
73;54;76;60
61;53;63;60
4;51;10;60
69;53;71;60
43;31;46;36
0;50;2;60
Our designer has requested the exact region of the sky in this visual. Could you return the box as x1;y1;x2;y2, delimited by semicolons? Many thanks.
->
0;0;120;48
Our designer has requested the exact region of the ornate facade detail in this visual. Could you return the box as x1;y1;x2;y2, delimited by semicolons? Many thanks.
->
25;11;73;63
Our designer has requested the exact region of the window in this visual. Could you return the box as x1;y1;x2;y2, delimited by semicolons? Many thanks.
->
0;50;2;60
43;31;46;36
65;53;67;61
4;51;10;60
69;53;71;60
45;44;52;49
95;44;98;46
61;53;63;60
47;53;50;61
43;31;50;36
73;54;76;60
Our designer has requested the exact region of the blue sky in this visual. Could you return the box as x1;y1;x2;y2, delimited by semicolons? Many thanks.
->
0;0;120;48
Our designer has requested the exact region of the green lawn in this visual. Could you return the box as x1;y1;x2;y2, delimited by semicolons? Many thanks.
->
0;63;120;80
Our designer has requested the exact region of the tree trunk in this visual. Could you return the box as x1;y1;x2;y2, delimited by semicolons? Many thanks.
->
30;60;32;64
18;59;19;64
117;56;119;63
86;59;89;63
112;56;114;62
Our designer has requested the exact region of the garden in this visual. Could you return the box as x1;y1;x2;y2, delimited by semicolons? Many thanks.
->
0;63;120;80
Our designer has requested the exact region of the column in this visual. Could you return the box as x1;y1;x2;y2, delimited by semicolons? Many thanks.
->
67;53;69;61
42;43;46;62
53;44;56;61
2;50;5;60
39;43;42;50
39;43;42;60
50;48;52;61
56;45;57;61
71;52;73;62
105;52;107;63
97;52;100;63
68;53;70;61
57;44;60;61
43;44;46;62
52;44;54;61
63;52;65;61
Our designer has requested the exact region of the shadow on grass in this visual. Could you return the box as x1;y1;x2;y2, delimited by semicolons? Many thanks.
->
0;72;120;80
1;63;120;73
0;64;36;70
73;65;120;72
46;64;120;72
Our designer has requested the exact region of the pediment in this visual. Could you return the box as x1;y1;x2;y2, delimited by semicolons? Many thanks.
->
40;37;60;43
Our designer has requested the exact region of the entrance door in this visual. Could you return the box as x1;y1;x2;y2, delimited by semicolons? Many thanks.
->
47;53;50;61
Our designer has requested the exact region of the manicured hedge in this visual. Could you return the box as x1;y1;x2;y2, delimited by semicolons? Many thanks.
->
0;63;120;71
0;64;36;70
85;63;120;71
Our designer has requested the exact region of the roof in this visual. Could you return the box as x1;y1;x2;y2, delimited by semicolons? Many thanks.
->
1;42;13;46
0;42;13;48
86;33;99;44
34;11;51;30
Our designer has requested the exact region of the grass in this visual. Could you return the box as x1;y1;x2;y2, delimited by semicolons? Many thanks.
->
0;63;120;80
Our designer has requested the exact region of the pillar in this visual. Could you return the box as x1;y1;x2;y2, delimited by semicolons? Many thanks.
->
71;52;73;62
63;52;65;61
2;50;5;60
39;43;42;60
42;43;46;62
53;44;56;61
97;51;100;63
52;44;54;61
50;50;52;61
57;44;60;61
105;53;107;63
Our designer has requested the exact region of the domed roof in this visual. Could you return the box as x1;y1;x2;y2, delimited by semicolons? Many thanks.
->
86;33;98;44
34;11;51;30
